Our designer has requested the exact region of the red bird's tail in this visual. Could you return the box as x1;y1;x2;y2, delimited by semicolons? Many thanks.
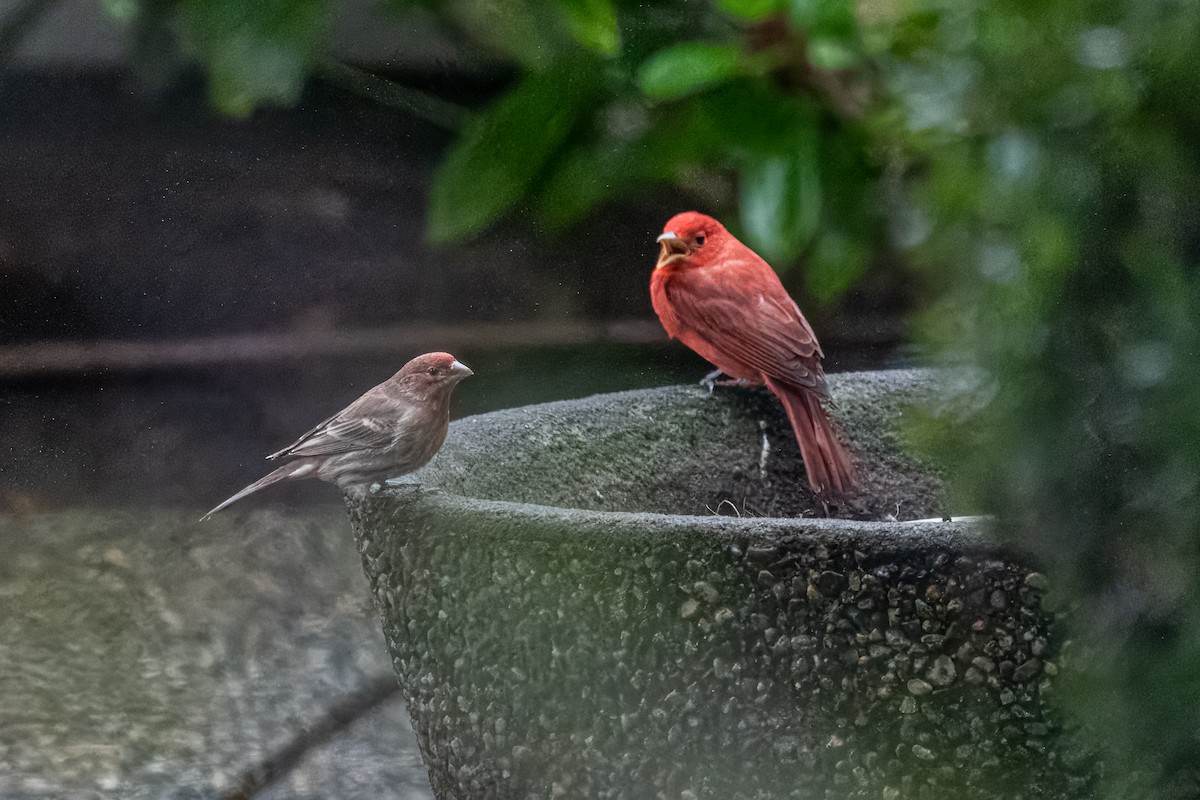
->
765;378;858;497
200;458;319;521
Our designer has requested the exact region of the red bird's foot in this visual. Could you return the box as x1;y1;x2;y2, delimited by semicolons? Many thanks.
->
699;370;753;393
699;369;724;393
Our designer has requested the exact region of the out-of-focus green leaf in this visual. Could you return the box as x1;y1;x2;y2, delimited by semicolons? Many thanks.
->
716;0;784;22
807;36;860;70
535;142;648;230
637;42;744;100
738;126;822;264
805;230;866;301
447;0;561;68
692;81;814;156
182;0;326;116
873;9;941;58
428;66;599;242
535;104;724;229
901;0;1200;794
556;0;619;55
789;0;856;39
125;0;186;90
205;38;308;116
102;0;137;22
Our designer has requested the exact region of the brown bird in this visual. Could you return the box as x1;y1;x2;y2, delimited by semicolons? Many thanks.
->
650;211;857;497
201;352;473;520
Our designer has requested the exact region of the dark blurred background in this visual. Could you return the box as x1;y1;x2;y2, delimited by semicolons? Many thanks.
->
0;1;907;514
0;10;907;794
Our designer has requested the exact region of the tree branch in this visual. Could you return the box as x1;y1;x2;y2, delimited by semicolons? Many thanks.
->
0;0;60;62
215;674;401;800
316;59;469;130
0;319;668;378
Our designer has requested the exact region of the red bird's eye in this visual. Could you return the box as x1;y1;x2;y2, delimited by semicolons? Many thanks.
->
695;234;706;247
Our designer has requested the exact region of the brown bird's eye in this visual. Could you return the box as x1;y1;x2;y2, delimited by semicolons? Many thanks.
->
695;234;706;247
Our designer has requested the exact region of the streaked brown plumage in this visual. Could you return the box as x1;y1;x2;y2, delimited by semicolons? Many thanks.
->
201;352;472;520
650;211;857;497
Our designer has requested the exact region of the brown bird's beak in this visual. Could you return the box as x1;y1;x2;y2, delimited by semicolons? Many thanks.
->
449;359;474;379
655;231;689;269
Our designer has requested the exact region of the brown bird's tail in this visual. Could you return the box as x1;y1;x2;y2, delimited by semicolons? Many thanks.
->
200;459;319;521
765;378;858;497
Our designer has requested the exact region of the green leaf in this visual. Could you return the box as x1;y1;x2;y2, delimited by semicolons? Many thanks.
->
102;0;137;22
557;0;619;55
428;67;598;242
206;37;311;116
738;127;822;264
716;0;785;22
536;144;635;230
807;36;861;70
182;0;326;116
637;43;744;100
446;0;560;68
805;231;867;301
534;115;708;229
788;0;856;38
125;0;186;90
692;81;815;156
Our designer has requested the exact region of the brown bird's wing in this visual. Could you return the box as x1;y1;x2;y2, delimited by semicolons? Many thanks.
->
269;416;398;459
666;256;827;393
267;389;403;460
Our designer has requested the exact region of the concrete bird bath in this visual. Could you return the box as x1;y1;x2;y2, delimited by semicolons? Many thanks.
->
346;370;1092;799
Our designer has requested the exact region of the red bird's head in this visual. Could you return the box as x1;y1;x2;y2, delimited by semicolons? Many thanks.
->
655;211;728;270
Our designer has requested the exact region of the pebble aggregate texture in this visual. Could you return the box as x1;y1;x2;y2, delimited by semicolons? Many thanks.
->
348;370;1096;799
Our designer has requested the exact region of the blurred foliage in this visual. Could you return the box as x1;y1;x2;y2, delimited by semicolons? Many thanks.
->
56;0;1200;794
86;0;916;302
102;0;326;114
903;0;1200;796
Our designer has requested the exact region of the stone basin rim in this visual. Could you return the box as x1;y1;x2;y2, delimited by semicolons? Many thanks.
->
379;482;989;539
395;370;957;524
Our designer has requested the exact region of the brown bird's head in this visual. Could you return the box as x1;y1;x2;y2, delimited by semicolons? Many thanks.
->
655;211;729;270
394;352;473;395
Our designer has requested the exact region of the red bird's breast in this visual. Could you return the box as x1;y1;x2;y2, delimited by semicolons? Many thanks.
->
650;261;762;382
649;264;683;339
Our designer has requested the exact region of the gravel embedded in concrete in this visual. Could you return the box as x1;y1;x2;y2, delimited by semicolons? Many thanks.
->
348;371;1097;799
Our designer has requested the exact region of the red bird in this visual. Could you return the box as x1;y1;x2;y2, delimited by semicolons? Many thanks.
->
201;352;473;520
650;211;857;497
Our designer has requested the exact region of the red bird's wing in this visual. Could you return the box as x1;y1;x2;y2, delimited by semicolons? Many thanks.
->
665;256;827;393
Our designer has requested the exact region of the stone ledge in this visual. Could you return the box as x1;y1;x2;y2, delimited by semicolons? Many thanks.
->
415;369;947;521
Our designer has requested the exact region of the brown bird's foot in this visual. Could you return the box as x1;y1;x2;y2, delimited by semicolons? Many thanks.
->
818;495;837;518
342;484;371;502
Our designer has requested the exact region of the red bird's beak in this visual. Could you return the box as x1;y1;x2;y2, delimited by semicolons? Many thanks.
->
449;359;474;379
655;231;690;269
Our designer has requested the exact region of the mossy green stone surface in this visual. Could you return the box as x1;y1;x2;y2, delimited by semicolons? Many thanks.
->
348;371;1096;799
